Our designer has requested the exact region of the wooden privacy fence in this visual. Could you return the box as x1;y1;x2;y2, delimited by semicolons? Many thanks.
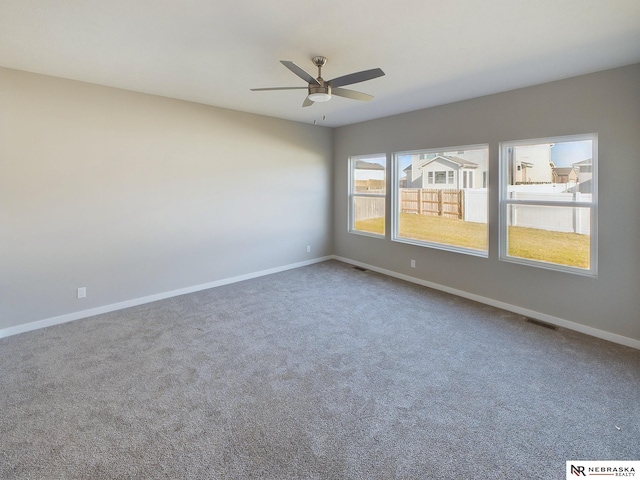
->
355;179;385;193
400;188;464;219
354;196;385;221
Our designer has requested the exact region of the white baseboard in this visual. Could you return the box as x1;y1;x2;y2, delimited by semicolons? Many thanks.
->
332;255;640;350
3;254;638;350
0;256;333;340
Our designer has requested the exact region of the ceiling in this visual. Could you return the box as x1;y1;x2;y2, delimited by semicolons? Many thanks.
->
1;1;639;128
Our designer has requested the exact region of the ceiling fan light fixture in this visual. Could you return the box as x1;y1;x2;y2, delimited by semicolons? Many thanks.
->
308;92;331;102
251;57;384;108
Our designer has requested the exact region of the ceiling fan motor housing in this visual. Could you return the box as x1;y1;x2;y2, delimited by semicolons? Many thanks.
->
308;56;332;101
308;81;331;101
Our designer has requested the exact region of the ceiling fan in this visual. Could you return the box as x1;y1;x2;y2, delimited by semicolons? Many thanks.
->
251;56;385;107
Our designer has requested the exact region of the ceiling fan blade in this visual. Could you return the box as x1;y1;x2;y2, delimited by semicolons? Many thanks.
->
250;87;308;91
280;61;320;86
328;68;385;88
331;87;374;101
302;96;314;107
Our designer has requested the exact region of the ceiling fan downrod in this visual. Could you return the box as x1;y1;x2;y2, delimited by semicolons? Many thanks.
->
309;56;331;102
312;56;328;79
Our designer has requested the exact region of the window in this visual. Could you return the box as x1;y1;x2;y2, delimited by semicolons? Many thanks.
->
463;171;474;188
349;155;386;237
499;134;597;275
393;145;489;256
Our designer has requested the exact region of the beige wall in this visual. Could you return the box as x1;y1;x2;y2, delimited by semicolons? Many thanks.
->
334;64;640;343
0;67;334;329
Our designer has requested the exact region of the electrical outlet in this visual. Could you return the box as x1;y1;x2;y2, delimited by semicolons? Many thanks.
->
77;287;87;299
410;259;416;268
307;245;311;253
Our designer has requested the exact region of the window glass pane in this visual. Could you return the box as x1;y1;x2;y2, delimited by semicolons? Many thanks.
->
354;158;386;193
506;205;592;270
500;134;596;275
396;146;488;254
350;155;386;236
353;197;385;235
507;139;592;199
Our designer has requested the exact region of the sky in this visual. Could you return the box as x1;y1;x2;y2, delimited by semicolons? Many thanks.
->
358;140;593;179
398;155;411;171
550;140;593;166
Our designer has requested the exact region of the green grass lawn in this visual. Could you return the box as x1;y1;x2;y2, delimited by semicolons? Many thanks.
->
355;213;487;251
355;217;386;236
355;213;590;268
507;226;590;269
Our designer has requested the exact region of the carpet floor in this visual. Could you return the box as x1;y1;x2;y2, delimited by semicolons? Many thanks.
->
1;260;638;479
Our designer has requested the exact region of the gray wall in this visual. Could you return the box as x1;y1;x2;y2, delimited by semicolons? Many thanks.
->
334;64;640;342
0;67;334;329
2;64;639;343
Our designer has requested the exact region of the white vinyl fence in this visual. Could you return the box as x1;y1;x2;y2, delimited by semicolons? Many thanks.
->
358;186;591;235
462;189;591;234
463;189;487;223
506;191;591;235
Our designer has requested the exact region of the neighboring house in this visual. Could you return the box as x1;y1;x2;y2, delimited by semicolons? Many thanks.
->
552;166;578;184
508;143;554;184
404;151;488;190
564;158;593;194
355;159;384;171
354;159;385;193
573;158;593;183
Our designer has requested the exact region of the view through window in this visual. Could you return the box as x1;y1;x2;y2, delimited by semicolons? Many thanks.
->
393;145;489;256
349;155;386;237
499;134;597;275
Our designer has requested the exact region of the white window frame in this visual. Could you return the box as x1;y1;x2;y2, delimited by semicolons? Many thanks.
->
392;144;489;258
498;133;598;276
348;154;387;239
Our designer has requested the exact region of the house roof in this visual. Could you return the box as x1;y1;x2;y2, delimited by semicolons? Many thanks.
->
552;167;577;175
355;160;384;170
420;155;479;169
572;158;593;166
